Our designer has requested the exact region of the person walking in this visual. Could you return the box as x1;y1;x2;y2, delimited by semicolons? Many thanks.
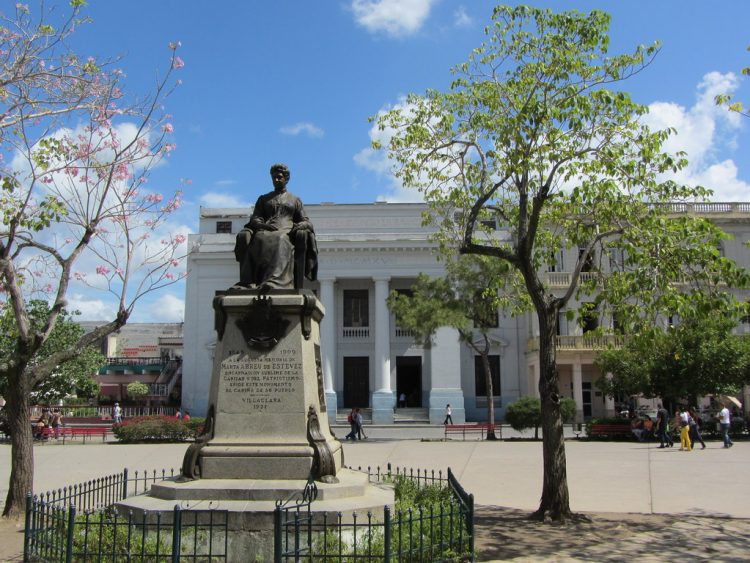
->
688;407;706;450
355;408;367;439
113;402;122;424
718;402;734;448
678;407;693;451
345;408;358;440
656;404;673;448
443;404;453;425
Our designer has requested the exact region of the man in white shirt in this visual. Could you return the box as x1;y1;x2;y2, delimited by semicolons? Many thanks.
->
718;403;733;448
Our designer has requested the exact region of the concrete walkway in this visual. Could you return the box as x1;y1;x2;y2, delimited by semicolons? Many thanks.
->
2;432;747;517
1;432;748;560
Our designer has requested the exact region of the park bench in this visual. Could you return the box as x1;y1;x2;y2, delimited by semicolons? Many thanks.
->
444;423;500;440
34;425;111;444
587;423;633;440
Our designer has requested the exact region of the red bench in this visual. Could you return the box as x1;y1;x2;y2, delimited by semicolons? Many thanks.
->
444;423;500;440
587;424;633;439
34;425;111;443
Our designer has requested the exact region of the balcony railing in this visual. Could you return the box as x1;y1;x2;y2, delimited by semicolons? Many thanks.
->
544;271;604;288
148;383;169;397
395;327;415;338
342;326;370;338
526;334;625;352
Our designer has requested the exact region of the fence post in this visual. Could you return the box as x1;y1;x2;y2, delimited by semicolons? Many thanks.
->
65;504;76;563
122;468;128;500
383;505;391;563
171;505;182;563
23;492;33;561
468;492;475;561
273;505;282;563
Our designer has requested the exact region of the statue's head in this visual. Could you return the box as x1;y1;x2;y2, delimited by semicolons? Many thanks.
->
270;163;290;180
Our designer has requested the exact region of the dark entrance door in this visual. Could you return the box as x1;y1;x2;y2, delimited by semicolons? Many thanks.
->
396;356;422;407
343;356;369;408
582;381;593;418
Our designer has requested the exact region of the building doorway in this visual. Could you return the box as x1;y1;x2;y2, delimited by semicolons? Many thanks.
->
396;356;422;407
343;356;369;408
582;381;593;418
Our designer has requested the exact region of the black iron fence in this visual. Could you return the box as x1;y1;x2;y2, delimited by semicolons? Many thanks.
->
274;465;474;562
24;468;228;562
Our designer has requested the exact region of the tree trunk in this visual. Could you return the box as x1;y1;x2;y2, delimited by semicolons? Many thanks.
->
2;372;34;519
531;308;573;521
481;352;498;440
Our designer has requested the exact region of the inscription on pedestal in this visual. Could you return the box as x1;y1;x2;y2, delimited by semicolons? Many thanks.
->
220;348;303;413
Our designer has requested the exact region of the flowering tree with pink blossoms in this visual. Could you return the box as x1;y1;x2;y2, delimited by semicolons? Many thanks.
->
0;2;187;517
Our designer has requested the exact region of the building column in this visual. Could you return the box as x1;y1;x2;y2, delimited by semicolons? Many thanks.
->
319;277;338;415
572;362;584;423
427;327;465;424
604;372;616;417
372;276;394;423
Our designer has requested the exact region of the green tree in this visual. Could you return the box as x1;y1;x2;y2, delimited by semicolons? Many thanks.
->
506;396;576;440
126;381;149;403
0;301;105;404
0;2;185;517
595;312;750;405
387;254;517;439
375;5;745;520
715;45;750;118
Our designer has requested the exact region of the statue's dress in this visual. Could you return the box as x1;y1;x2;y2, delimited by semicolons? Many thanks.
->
235;190;315;289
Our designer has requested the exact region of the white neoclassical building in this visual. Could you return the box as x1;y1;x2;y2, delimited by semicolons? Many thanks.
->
182;202;750;424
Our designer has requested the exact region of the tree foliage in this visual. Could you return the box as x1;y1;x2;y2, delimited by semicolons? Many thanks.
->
0;1;186;517
374;5;745;520
126;381;149;400
595;312;750;404
0;300;104;403
387;253;516;438
715;45;750;118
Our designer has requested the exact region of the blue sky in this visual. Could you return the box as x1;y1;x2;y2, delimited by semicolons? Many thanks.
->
37;0;750;322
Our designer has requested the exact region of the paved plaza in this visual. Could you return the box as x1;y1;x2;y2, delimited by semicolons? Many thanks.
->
1;428;749;561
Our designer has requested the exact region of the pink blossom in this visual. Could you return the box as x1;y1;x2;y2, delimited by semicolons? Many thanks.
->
172;56;185;69
96;265;110;276
64;238;73;244
115;268;124;275
170;259;179;267
162;123;174;134
162;143;176;153
74;272;86;281
165;272;175;280
174;234;187;244
145;193;164;203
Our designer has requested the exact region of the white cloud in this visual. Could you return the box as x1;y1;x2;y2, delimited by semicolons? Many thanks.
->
643;71;749;200
454;6;472;28
279;122;324;138
351;0;435;37
143;292;185;322
214;179;237;187
66;294;118;321
199;191;251;208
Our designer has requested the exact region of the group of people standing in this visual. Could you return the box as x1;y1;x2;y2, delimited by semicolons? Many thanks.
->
655;403;735;450
345;408;367;440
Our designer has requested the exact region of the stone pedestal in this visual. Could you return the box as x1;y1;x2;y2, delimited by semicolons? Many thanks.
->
117;289;393;562
193;290;341;480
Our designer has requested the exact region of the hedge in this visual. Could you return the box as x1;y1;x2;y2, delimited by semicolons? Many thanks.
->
112;415;205;443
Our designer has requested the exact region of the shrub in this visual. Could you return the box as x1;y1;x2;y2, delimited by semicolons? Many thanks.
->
505;396;576;439
112;415;195;443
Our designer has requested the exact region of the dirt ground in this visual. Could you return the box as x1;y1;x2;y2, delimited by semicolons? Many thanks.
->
5;506;750;562
474;505;750;562
0;516;24;562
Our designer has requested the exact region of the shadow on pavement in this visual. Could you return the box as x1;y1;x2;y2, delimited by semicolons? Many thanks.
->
475;505;750;562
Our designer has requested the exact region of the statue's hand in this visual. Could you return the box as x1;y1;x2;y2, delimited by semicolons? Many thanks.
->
257;222;278;232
